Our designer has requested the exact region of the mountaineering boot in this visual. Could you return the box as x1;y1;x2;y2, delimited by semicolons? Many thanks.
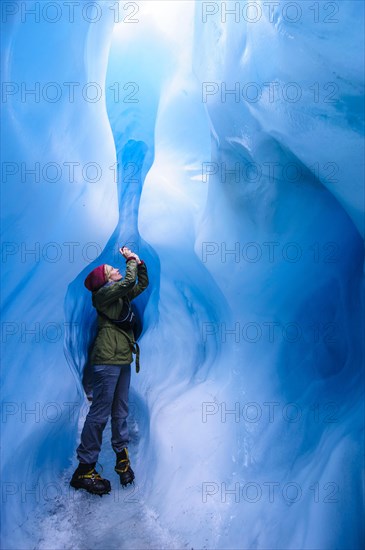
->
70;462;111;496
115;448;135;487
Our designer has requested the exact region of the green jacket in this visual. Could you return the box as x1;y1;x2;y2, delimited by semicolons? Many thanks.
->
90;259;149;366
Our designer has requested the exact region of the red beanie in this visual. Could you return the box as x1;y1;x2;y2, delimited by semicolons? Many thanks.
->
84;264;107;292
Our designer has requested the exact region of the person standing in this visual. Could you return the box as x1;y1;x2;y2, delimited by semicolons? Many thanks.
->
70;246;149;495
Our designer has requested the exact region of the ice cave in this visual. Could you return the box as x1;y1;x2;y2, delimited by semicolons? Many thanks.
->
1;1;364;549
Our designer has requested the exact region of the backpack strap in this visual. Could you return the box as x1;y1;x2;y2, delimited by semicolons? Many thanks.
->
96;309;140;373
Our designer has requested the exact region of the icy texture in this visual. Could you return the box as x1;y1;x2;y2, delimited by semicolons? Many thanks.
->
1;1;364;549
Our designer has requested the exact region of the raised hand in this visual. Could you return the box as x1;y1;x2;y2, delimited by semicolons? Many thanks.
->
128;252;141;264
119;246;132;258
119;247;141;264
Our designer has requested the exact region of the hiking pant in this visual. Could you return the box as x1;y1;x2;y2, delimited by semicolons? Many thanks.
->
77;363;131;464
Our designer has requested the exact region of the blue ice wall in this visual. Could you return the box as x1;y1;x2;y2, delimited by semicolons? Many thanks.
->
1;1;364;549
1;2;118;546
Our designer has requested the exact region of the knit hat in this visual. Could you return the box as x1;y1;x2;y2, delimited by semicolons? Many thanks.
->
84;264;107;292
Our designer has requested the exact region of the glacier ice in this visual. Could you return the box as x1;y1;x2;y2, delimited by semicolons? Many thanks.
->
1;1;364;549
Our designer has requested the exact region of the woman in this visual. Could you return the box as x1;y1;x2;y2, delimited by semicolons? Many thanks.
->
70;246;149;495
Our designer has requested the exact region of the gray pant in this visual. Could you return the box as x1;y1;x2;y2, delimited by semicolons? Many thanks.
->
77;364;131;464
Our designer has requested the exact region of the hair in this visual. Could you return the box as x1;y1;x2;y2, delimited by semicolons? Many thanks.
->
104;264;113;281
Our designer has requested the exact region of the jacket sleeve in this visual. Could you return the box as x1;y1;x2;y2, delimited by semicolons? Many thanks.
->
129;261;149;300
93;259;138;308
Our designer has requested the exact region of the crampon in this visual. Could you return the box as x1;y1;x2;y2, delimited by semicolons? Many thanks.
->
115;448;135;487
70;463;111;496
